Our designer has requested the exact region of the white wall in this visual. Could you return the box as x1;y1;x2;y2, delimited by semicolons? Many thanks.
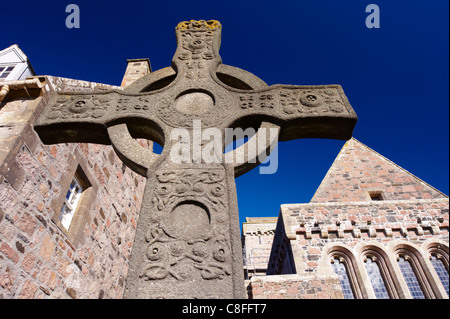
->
0;44;35;81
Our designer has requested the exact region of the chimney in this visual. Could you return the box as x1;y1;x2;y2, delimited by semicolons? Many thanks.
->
121;58;152;88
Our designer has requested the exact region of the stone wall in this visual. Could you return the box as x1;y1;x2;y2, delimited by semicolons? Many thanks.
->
311;138;446;203
242;217;277;278
248;274;343;299
0;77;147;298
262;198;449;299
271;198;449;273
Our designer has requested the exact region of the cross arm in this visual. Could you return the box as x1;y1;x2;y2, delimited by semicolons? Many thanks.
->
226;84;357;142
34;90;164;145
34;90;165;177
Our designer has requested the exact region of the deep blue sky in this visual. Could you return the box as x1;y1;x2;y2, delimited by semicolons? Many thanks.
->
2;0;448;228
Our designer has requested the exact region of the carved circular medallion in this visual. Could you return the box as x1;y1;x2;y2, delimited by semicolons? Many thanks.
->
156;87;234;128
192;241;209;258
168;240;188;257
69;100;88;114
174;91;214;115
146;243;165;261
213;242;229;262
184;39;208;54
167;202;210;240
299;93;323;107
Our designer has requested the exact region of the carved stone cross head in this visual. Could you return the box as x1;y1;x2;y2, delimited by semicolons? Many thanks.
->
34;20;357;299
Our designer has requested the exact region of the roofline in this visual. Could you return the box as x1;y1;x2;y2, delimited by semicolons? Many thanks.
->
126;58;152;72
351;137;448;198
310;137;448;202
309;139;350;202
244;217;278;224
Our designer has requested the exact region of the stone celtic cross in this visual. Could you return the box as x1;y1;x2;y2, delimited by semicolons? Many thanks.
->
34;20;357;299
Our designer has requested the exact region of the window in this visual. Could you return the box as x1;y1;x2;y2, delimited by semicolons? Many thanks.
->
429;252;449;297
50;151;98;248
395;246;442;299
0;66;15;80
364;256;390;299
329;248;367;299
60;177;83;231
362;248;402;299
398;255;426;299
369;191;384;201
331;256;355;299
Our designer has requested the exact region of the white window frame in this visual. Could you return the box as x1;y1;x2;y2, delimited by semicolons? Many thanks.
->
0;65;16;80
60;176;83;231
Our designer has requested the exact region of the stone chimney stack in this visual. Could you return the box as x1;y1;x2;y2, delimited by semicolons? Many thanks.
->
121;58;151;88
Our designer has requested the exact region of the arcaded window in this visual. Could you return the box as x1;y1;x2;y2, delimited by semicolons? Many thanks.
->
430;255;449;296
331;256;355;299
428;246;449;297
397;255;426;299
329;248;367;299
364;256;390;299
361;248;402;299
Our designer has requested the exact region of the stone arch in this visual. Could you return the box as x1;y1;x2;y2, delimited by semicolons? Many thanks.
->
422;239;449;297
390;240;442;298
356;241;404;299
323;243;368;299
423;239;449;267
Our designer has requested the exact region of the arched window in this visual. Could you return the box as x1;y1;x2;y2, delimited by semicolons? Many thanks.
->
364;256;390;299
428;245;449;297
397;255;426;299
362;248;401;299
395;244;444;299
329;249;365;299
331;256;355;299
430;255;449;296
